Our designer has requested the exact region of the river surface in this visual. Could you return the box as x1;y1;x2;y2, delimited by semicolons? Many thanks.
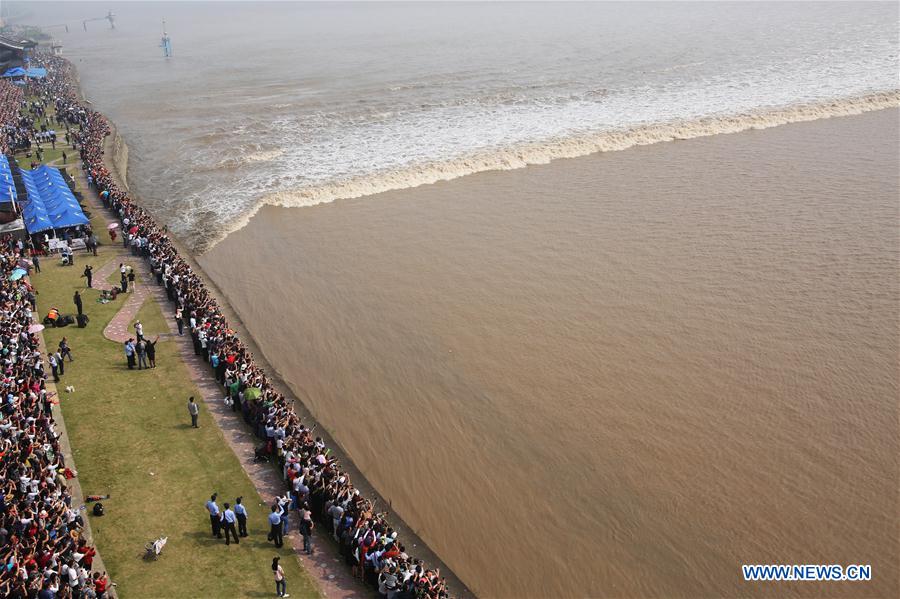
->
201;109;900;598
14;1;899;249
12;2;900;597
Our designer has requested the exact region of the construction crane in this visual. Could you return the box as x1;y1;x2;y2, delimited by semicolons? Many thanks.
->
82;10;115;31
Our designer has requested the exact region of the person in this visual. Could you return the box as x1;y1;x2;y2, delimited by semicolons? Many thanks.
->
278;494;291;535
73;290;83;316
135;337;148;370
48;352;60;382
378;566;400;598
32;253;41;273
82;265;93;288
120;264;128;293
329;500;344;541
93;572;109;598
145;335;158;368
206;494;222;538
124;338;136;369
221;503;239;545
272;557;289;598
234;496;248;537
175;306;184;336
299;507;314;555
127;268;136;293
188;396;199;428
268;504;283;548
59;337;74;362
134;320;144;341
55;348;65;376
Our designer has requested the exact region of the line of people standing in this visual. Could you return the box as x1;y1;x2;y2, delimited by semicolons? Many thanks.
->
204;493;250;545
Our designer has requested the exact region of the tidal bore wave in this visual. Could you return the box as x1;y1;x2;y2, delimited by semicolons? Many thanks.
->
202;91;899;252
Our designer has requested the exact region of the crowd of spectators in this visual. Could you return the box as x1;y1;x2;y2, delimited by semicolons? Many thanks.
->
25;53;451;598
0;79;25;155
0;233;110;598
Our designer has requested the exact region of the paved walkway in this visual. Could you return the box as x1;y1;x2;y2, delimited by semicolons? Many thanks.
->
93;256;153;343
80;179;368;597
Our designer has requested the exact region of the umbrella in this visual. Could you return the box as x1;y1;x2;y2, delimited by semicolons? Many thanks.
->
107;223;119;230
243;387;262;401
9;268;27;281
28;324;44;334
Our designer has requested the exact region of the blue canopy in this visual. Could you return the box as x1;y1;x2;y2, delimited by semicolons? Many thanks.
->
0;156;15;203
20;166;89;233
2;66;47;78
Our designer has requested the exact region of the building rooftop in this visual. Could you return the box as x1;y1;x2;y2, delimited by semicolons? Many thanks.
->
0;35;37;51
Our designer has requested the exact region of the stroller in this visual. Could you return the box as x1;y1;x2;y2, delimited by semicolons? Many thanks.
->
143;536;168;560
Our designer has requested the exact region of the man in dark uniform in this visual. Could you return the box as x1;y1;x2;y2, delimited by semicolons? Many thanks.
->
73;291;83;316
82;265;93;288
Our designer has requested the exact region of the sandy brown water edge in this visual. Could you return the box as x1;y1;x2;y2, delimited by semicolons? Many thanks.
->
201;109;899;598
100;118;475;598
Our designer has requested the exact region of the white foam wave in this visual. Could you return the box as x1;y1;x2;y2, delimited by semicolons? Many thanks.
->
243;149;285;163
202;91;898;252
213;148;285;170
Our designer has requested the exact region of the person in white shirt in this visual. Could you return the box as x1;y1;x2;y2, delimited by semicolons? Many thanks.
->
205;494;222;538
220;502;239;545
272;557;289;598
234;496;248;537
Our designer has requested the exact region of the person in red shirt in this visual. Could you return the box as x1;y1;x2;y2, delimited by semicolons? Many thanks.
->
78;542;96;569
93;571;110;598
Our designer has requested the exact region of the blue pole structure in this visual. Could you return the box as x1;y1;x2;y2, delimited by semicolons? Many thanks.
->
160;20;172;58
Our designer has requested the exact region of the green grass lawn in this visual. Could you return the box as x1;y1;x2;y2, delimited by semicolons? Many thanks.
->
33;249;319;598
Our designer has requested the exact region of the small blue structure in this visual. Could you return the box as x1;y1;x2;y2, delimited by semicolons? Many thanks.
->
160;20;172;58
0;156;16;206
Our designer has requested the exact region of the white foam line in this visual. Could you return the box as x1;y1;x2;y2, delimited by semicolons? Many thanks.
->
201;90;900;253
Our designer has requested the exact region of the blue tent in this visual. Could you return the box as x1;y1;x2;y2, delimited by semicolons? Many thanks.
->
2;66;47;78
0;156;15;204
20;166;89;234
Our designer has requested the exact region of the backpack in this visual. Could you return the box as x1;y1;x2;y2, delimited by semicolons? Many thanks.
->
93;502;104;517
